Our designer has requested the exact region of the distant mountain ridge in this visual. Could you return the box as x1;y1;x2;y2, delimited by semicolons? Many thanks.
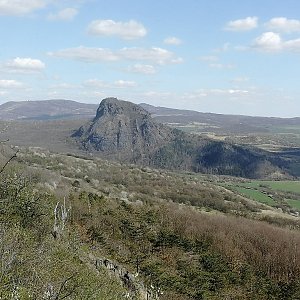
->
0;100;299;127
0;99;98;120
72;97;290;178
139;103;300;133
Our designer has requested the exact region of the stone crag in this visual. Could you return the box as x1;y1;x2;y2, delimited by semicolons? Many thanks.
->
72;97;290;178
72;97;174;162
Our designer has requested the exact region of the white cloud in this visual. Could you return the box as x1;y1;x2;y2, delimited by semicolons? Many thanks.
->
284;38;300;52
84;79;137;89
199;55;235;71
48;46;119;62
253;32;282;51
252;32;300;52
140;91;173;100
224;16;258;31
47;7;78;21
142;89;250;103
209;63;235;69
0;79;23;88
114;80;137;88
4;57;45;73
119;47;183;65
163;37;182;45
138;88;252;110
49;46;183;65
50;83;78;89
227;89;249;95
213;43;230;53
87;19;147;40
84;79;108;88
184;89;249;99
231;77;249;84
127;64;157;74
0;0;47;15
199;55;219;62
266;17;300;33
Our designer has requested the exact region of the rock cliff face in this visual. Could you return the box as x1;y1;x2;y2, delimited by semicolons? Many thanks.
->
72;98;289;178
72;98;174;162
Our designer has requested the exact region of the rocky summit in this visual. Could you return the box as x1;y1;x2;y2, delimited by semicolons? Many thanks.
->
72;97;174;162
72;97;289;178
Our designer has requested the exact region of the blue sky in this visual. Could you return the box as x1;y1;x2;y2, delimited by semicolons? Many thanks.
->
0;0;300;117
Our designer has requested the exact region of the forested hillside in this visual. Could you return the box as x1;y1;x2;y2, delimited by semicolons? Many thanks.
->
1;146;300;299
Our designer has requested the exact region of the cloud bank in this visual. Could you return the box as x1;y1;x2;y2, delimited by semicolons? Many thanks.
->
87;19;147;40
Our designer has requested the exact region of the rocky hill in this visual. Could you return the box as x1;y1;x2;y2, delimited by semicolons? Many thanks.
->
72;97;174;162
72;98;289;178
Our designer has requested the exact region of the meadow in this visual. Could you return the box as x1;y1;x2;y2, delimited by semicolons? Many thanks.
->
224;179;300;212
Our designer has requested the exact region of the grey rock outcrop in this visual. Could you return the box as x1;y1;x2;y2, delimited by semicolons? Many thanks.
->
72;98;173;162
72;98;289;178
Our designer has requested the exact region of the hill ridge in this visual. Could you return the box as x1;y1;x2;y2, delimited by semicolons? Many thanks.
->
72;97;289;178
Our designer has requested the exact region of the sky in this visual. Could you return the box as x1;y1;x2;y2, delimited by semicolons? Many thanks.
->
0;0;300;117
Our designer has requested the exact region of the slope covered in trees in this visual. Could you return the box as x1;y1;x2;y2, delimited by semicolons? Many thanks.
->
1;147;300;299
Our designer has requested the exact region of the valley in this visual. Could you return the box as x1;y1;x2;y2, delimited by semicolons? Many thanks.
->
1;98;300;215
2;1;300;298
1;98;300;299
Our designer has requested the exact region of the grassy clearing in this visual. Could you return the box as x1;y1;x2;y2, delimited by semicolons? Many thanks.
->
239;181;300;194
234;187;276;206
239;181;261;189
264;181;300;193
286;199;300;210
225;180;300;212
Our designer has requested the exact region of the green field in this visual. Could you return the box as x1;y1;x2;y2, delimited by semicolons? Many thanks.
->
263;181;300;193
286;199;300;210
234;187;276;206
240;180;300;194
225;180;300;211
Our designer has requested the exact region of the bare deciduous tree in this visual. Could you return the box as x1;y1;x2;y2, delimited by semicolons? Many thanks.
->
52;198;71;239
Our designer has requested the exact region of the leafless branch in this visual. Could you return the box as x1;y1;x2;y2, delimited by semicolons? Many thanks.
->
0;149;19;174
54;274;77;300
